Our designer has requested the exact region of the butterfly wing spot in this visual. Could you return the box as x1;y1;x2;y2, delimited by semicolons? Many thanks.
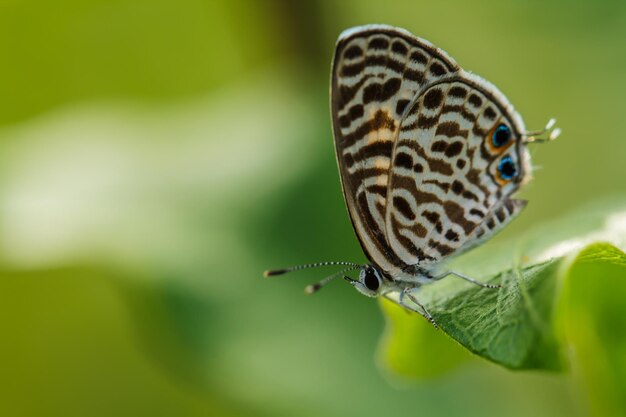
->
423;88;444;109
393;152;413;169
366;37;388;50
448;86;467;99
343;45;364;59
429;61;447;76
362;78;402;104
468;93;483;107
444;230;460;242
436;122;469;140
392;196;417;221
396;99;410;116
338;104;365;128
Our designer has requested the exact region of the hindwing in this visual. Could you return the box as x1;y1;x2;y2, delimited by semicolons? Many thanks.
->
385;76;530;268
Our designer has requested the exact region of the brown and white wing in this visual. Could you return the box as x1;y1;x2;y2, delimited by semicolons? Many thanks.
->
385;73;531;268
331;25;460;275
451;198;527;258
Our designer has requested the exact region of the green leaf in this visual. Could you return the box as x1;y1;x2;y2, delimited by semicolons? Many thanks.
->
379;198;626;385
561;243;626;417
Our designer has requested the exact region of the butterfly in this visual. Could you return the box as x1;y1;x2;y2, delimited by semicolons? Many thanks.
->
264;25;560;327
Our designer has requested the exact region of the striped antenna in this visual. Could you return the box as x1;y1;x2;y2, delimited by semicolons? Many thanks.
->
263;261;361;277
304;265;361;294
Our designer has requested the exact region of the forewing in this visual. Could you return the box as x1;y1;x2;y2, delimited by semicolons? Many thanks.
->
331;25;459;274
385;76;530;268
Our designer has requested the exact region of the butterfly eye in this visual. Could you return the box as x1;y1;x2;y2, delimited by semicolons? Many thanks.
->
363;268;381;291
498;156;518;180
492;124;511;148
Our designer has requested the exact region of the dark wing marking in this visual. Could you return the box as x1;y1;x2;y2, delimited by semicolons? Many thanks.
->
452;198;527;257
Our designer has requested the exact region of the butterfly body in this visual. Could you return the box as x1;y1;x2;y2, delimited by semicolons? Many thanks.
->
350;263;433;297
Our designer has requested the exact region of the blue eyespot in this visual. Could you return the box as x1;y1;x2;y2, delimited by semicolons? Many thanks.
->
498;156;517;180
492;124;511;148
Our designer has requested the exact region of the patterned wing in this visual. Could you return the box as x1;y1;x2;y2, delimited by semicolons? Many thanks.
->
330;25;460;275
385;74;531;269
451;198;527;259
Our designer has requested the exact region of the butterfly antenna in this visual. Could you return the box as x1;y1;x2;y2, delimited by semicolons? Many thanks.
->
524;118;562;143
304;266;361;294
263;261;361;277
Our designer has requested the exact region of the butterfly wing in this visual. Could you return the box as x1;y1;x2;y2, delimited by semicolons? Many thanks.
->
452;198;527;258
330;25;460;275
384;74;531;269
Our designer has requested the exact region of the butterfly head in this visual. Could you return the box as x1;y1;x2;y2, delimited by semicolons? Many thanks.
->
345;264;386;297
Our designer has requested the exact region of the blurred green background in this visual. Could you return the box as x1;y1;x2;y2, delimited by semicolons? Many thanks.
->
1;1;625;416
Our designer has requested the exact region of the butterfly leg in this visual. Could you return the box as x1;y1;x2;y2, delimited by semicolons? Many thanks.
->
433;271;501;289
399;289;438;329
382;293;411;315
